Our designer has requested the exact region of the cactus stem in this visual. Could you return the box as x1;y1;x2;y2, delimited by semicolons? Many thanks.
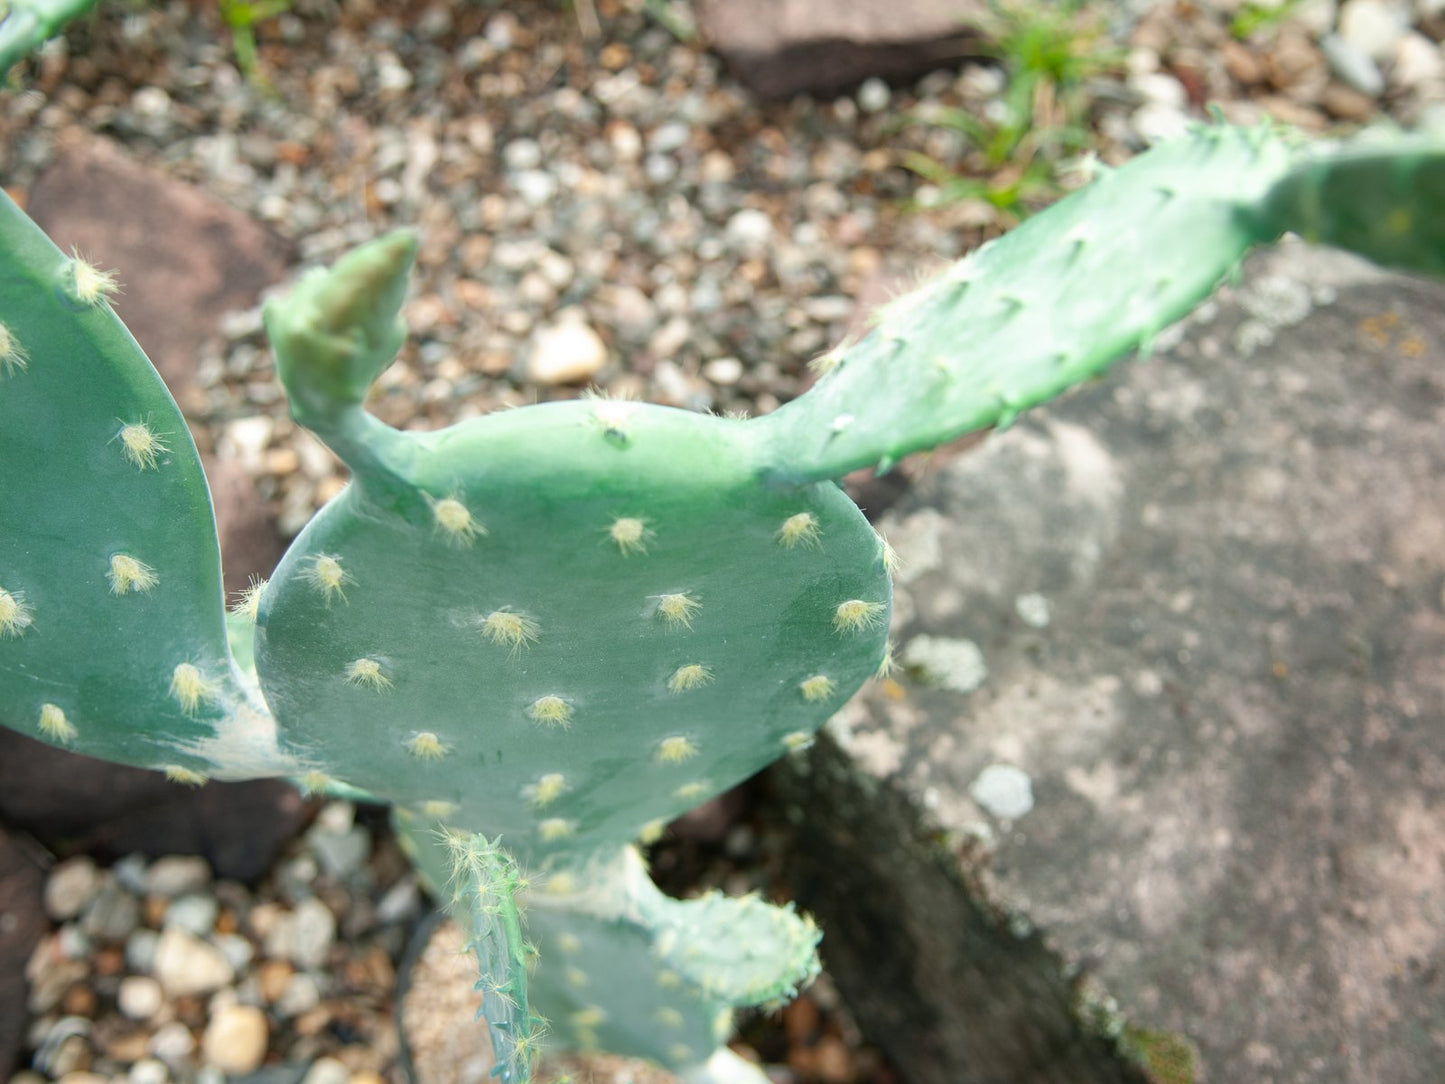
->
303;554;351;604
667;663;713;693
107;553;158;594
37;703;75;744
0;587;33;636
114;421;170;470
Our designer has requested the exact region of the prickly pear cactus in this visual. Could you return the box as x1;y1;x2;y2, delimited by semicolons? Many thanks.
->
4;122;1445;1082
256;263;895;861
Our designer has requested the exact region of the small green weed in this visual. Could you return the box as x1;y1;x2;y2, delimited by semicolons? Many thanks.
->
904;0;1123;219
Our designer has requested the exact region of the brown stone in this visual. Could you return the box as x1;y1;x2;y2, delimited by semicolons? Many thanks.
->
771;245;1445;1082
22;135;288;596
0;728;311;882
0;827;47;1078
24;134;291;400
696;0;987;99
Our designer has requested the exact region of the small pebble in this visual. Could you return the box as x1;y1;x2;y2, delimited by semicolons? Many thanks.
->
152;926;235;998
117;976;164;1021
143;856;211;898
200;1005;268;1075
44;858;102;921
527;318;609;385
162;894;219;937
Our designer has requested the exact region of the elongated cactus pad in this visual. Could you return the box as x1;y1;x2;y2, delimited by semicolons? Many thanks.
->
0;189;283;781
753;124;1445;484
0;0;101;75
399;819;544;1083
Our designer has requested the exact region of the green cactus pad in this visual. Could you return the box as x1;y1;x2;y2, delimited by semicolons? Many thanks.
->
522;847;820;1070
751;124;1298;484
1255;131;1445;276
0;189;281;780
755;123;1445;484
254;395;890;865
0;0;100;76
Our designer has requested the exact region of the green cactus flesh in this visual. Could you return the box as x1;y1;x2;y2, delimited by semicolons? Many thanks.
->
403;824;819;1075
253;391;892;866
753;124;1441;484
0;0;102;76
400;820;545;1083
0;188;276;781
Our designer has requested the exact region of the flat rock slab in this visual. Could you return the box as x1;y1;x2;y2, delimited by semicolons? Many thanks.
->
696;0;984;98
773;244;1445;1084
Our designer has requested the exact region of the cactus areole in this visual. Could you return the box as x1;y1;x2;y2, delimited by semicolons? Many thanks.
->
2;122;1443;1081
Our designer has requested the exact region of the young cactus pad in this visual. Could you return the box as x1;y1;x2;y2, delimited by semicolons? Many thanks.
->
256;235;892;865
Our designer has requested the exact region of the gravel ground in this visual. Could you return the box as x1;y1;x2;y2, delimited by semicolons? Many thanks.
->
4;0;1443;1082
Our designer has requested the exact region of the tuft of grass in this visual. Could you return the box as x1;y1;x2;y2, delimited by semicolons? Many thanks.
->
903;0;1123;220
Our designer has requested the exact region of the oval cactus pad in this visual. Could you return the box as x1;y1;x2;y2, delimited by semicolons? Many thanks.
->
255;399;890;865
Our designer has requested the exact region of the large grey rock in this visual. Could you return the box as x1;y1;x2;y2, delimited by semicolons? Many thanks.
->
696;0;984;99
772;244;1445;1083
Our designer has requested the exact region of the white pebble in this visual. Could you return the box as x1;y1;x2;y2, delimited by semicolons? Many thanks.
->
44;858;101;922
143;856;211;898
152;926;235;998
857;77;891;113
118;976;164;1021
970;764;1036;820
201;1005;268;1075
725;208;773;254
527;318;609;385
